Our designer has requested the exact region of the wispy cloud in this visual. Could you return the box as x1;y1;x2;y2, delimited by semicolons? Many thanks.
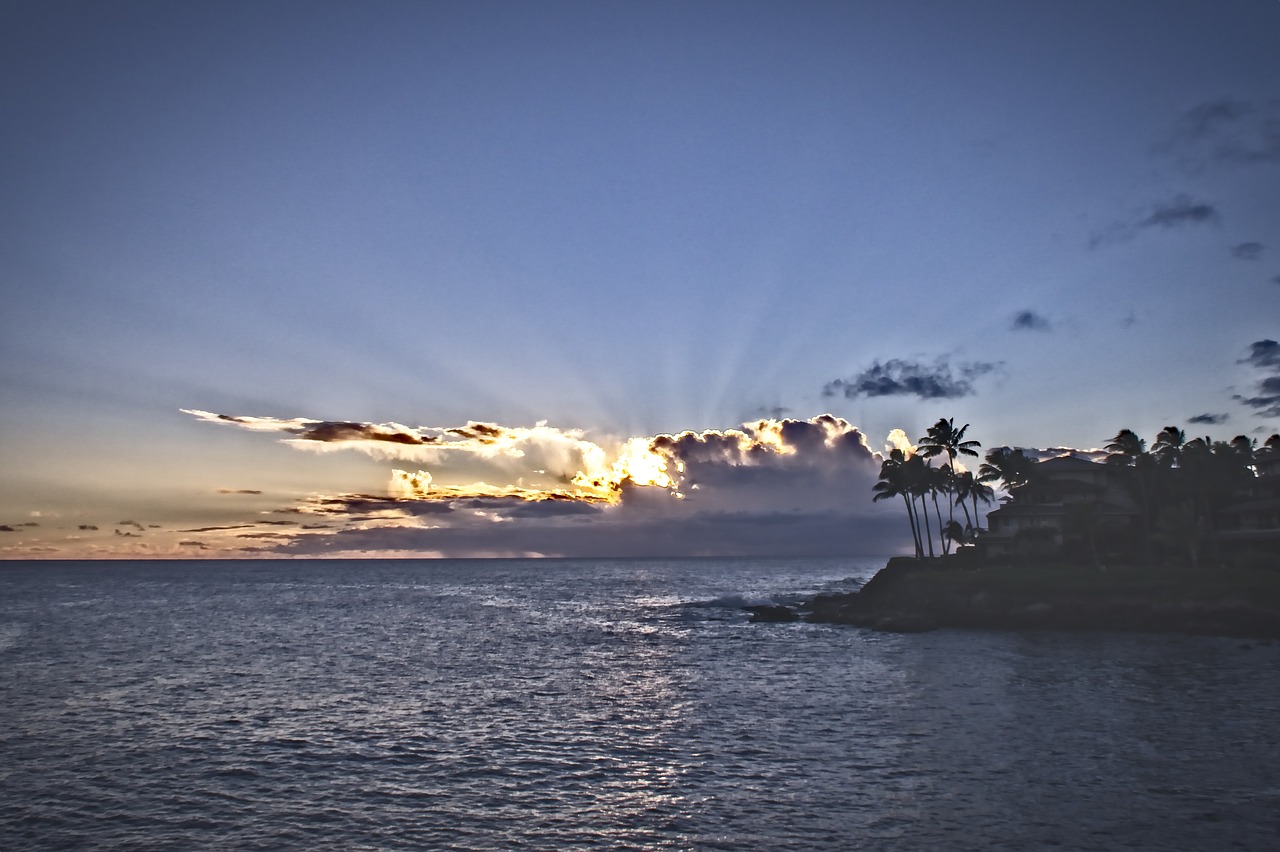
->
1231;242;1264;261
1187;413;1227;425
1089;194;1220;249
1157;98;1280;169
822;357;999;401
1010;310;1051;332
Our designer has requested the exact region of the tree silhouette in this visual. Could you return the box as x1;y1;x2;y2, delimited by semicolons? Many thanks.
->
953;469;994;537
903;452;936;558
873;448;924;558
978;447;1036;491
918;417;981;542
1105;428;1156;562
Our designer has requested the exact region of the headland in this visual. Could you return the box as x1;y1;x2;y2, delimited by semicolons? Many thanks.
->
751;556;1280;639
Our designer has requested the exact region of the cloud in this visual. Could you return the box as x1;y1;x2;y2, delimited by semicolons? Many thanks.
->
116;520;145;532
1158;98;1280;168
1240;340;1280;370
0;525;14;532
187;413;907;558
1090;194;1220;248
1231;242;1264;261
1187;413;1228;425
179;540;209;550
185;408;620;497
78;524;99;531
822;357;999;401
1234;339;1280;418
217;488;263;495
1010;310;1051;332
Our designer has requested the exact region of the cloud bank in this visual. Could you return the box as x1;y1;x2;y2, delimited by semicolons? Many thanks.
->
183;410;905;558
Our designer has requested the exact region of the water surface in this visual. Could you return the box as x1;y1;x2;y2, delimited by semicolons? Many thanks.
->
2;558;1277;849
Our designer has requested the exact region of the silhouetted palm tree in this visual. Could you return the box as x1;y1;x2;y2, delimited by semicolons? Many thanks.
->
953;469;994;536
873;449;923;558
918;418;981;532
903;453;936;558
1105;428;1155;561
1152;425;1186;468
926;462;952;555
978;447;1036;491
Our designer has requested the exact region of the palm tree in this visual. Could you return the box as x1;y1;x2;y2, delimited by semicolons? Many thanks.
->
953;469;994;536
918;418;982;531
1105;428;1155;562
1152;425;1186;468
978;447;1036;491
927;463;951;554
872;449;924;558
903;452;936;558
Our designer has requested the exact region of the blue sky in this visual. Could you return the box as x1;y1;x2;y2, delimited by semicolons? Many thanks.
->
2;1;1278;558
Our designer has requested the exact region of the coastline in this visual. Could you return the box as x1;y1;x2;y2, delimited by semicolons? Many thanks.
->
759;556;1280;640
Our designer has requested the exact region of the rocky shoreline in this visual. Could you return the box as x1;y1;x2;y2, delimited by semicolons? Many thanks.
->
748;557;1280;639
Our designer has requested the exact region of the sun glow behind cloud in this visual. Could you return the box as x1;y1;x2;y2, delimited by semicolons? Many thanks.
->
115;409;907;558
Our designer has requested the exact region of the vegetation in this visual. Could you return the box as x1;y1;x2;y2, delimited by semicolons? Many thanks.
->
872;417;990;558
873;418;1280;570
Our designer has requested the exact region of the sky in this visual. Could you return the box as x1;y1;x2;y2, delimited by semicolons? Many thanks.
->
2;0;1278;559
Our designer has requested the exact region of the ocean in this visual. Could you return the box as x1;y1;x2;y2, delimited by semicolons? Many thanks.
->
2;557;1277;850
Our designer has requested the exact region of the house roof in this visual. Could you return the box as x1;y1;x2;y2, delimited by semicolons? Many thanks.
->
1037;455;1107;473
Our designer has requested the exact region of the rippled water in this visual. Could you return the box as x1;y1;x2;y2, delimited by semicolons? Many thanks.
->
2;557;1278;850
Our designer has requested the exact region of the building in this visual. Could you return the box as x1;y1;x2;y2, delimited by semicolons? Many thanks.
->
980;455;1141;561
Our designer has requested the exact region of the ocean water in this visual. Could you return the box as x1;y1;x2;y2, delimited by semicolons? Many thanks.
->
1;557;1278;851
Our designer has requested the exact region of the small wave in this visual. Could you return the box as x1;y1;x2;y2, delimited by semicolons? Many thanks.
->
0;623;23;653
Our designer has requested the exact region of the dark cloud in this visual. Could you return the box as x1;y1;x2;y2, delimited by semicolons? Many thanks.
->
1188;413;1228;425
115;529;141;538
1231;242;1263;261
1234;339;1280;418
1158;98;1280;168
116;520;145;532
217;488;262;495
180;523;257;533
297;421;432;445
185;409;437;447
179;540;209;550
0;525;14;532
1090;194;1219;248
1240;339;1280;370
78;524;99;531
1010;310;1051;332
823;358;999;401
1140;195;1219;229
19;522;39;527
448;423;503;442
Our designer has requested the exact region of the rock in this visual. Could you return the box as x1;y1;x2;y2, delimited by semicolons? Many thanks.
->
746;604;800;623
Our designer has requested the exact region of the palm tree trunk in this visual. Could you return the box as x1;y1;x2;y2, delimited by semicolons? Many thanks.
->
917;493;935;558
931;491;948;555
901;493;923;558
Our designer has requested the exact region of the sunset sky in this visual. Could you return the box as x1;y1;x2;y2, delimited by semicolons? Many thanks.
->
2;1;1278;558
